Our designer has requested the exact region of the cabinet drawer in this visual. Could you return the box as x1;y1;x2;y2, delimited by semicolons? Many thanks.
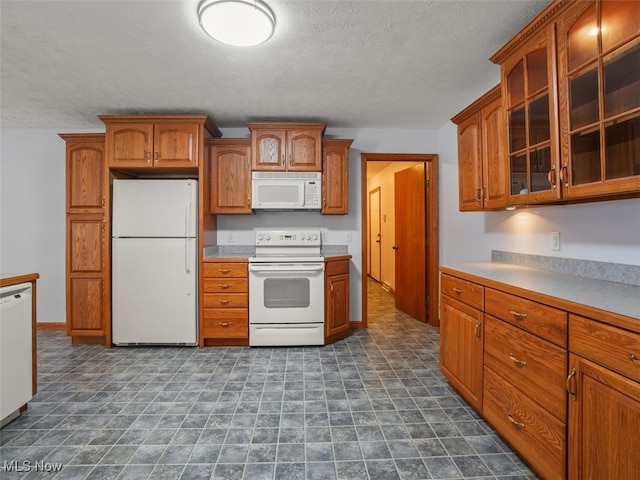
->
484;367;565;480
203;262;247;278
203;309;248;338
203;278;248;293
325;259;349;276
570;314;640;383
485;316;567;421
485;288;567;347
203;293;248;309
441;274;484;310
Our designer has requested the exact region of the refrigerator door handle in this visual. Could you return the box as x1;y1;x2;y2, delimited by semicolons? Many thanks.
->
185;182;192;238
185;238;192;295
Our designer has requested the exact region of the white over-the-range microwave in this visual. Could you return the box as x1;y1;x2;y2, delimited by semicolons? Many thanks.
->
251;172;322;210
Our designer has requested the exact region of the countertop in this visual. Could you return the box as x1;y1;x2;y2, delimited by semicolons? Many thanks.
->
0;273;40;287
441;262;639;328
203;245;349;260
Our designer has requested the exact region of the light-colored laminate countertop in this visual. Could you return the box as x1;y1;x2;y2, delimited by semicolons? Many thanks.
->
441;262;639;332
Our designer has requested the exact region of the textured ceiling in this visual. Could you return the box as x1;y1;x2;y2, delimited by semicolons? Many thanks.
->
0;0;550;130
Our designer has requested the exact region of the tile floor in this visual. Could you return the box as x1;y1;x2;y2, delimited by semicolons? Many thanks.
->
0;279;536;479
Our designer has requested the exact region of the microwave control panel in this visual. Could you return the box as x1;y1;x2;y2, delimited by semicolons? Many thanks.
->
305;181;321;208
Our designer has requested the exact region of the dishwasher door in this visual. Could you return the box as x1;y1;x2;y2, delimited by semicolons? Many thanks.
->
0;282;33;423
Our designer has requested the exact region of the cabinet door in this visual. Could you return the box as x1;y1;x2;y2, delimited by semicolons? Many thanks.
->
325;273;349;341
557;1;640;199
457;113;483;211
568;354;640;480
252;129;286;170
154;122;199;167
322;140;351;214
66;140;105;213
287;129;322;171
503;30;562;205
66;214;105;336
210;143;252;214
481;96;508;209
439;295;484;412
107;123;153;168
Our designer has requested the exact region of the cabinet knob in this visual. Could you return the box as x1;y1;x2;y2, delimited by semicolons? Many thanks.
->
219;269;232;274
453;288;463;295
219;283;231;289
628;353;638;363
219;322;232;327
509;309;528;321
219;299;232;305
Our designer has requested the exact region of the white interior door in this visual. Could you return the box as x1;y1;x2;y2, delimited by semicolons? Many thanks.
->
369;187;381;282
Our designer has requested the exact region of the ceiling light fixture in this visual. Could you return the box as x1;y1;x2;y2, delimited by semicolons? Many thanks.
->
198;0;276;47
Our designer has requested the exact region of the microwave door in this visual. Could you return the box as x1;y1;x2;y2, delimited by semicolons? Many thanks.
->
253;180;304;209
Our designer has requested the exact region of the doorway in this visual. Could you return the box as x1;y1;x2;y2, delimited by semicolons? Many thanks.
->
368;187;381;282
360;153;439;327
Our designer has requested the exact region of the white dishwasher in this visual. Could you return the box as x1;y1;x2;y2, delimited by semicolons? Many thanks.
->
0;282;33;426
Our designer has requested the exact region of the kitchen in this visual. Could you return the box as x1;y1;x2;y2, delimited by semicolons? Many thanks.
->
2;0;640;479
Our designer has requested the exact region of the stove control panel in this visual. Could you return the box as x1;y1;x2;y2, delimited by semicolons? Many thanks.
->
255;230;321;247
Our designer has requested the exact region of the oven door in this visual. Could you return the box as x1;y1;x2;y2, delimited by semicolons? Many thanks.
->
249;262;324;324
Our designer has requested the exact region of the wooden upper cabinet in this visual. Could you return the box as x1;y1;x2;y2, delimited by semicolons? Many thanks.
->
60;134;105;213
100;115;221;170
452;86;507;211
493;17;562;206
209;139;252;214
557;0;640;199
248;122;325;171
322;139;353;215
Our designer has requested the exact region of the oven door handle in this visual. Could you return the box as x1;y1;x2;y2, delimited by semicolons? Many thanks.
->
249;264;324;273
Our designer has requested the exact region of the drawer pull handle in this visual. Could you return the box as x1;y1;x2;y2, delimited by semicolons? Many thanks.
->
219;284;231;289
219;268;232;274
509;353;527;367
453;288;464;294
507;414;525;430
509;309;528;321
474;322;481;339
628;353;638;363
219;299;232;305
566;367;577;401
219;322;233;327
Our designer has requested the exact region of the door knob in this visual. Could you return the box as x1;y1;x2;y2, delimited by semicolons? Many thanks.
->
392;245;399;250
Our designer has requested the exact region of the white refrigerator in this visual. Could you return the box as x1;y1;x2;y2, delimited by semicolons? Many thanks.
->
112;179;198;345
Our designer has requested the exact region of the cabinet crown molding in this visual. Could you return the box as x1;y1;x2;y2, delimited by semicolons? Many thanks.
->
451;85;501;125
58;133;105;142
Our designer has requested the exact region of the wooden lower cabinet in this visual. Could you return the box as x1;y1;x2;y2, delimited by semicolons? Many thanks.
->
324;258;350;344
441;267;640;479
201;260;249;346
439;295;484;412
484;367;566;480
567;315;640;479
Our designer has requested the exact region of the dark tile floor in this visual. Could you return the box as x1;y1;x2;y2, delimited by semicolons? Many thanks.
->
0;279;536;479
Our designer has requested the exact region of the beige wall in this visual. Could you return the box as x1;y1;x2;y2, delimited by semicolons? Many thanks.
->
367;161;423;291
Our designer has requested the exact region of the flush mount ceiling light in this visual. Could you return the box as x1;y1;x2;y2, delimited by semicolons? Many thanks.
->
198;0;275;47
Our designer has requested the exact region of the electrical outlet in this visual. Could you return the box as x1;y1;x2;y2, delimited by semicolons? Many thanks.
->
321;231;328;243
345;232;352;242
551;232;560;251
227;232;234;243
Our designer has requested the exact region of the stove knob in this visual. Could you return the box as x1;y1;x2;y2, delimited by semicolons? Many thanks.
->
266;234;271;241
301;233;307;241
257;234;264;242
312;233;319;241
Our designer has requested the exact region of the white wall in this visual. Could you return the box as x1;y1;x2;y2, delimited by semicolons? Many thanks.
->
2;124;638;325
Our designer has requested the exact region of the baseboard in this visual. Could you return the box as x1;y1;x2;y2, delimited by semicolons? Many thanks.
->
37;322;66;331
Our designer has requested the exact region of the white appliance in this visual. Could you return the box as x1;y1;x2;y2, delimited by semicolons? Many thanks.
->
112;179;198;345
252;172;322;210
0;282;32;426
249;229;325;346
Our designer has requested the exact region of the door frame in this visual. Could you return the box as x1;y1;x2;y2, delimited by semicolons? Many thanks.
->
359;153;439;328
368;186;382;282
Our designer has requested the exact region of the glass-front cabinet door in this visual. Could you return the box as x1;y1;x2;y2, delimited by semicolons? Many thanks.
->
503;28;562;205
557;0;640;198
